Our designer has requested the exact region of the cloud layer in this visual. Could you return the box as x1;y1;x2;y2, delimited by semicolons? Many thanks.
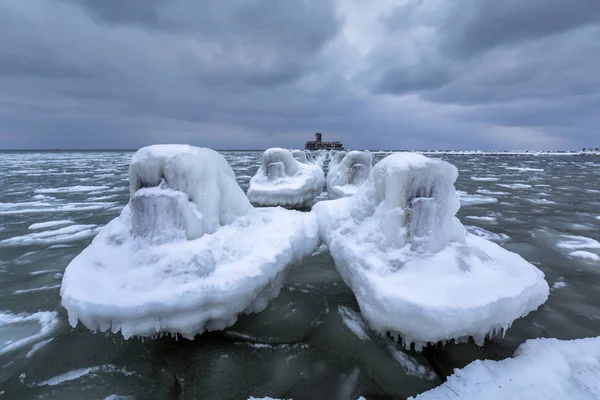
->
1;0;599;150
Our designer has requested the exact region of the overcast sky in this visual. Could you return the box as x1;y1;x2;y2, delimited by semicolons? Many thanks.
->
1;0;599;150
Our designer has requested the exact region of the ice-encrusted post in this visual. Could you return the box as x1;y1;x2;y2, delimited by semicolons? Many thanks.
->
368;154;465;253
60;144;321;339
327;151;373;200
248;148;325;208
314;152;549;348
128;145;252;242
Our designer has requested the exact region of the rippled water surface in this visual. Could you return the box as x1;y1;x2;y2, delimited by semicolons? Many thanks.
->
1;151;599;399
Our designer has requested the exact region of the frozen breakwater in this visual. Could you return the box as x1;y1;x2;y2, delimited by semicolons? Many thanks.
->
1;148;600;399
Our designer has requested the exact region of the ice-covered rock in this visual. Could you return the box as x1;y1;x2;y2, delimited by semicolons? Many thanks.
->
314;153;549;349
291;150;308;163
326;151;373;200
411;336;600;400
247;148;325;208
61;145;320;339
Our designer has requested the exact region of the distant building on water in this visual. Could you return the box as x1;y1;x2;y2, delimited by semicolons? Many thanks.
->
305;133;344;151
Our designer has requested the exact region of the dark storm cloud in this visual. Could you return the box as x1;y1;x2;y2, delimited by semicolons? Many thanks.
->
0;0;599;150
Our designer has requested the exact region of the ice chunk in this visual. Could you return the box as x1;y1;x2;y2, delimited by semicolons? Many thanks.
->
327;151;373;200
314;153;549;349
457;190;498;206
29;220;74;230
411;336;600;400
247;148;325;208
61;145;321;339
0;225;99;247
291;150;308;163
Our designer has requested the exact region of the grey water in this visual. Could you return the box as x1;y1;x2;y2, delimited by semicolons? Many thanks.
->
1;151;599;400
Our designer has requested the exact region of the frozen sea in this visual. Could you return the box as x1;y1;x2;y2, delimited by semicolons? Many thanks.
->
1;150;600;399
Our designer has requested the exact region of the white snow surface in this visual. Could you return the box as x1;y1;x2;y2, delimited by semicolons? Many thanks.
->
313;153;549;348
411;336;600;400
247;148;325;208
61;145;321;339
327;151;373;200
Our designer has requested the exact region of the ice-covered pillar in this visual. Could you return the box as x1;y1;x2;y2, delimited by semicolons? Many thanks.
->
128;145;252;243
369;154;465;253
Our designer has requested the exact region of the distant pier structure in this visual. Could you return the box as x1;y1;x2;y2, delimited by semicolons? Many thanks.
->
305;133;344;151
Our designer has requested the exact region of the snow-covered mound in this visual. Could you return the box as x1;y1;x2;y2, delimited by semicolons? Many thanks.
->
326;151;373;200
314;153;549;349
411;336;600;400
61;145;320;339
248;148;325;208
291;150;308;163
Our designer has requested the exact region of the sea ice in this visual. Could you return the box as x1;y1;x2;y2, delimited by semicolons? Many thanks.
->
411;336;600;400
0;225;99;247
456;191;498;206
470;177;499;182
327;151;373;200
247;148;325;208
28;220;74;230
0;311;59;356
61;145;321;339
314;153;549;349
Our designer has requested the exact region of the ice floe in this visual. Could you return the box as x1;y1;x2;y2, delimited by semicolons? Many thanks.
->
496;183;533;189
457;191;498;206
61;145;320;339
470;177;499;182
314;152;548;349
411;336;600;400
0;311;59;356
28;220;74;230
0;225;99;247
35;365;138;387
35;185;109;194
326;151;373;200
248;148;325;208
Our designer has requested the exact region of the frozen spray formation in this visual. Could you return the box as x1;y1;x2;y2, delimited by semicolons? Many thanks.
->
327;151;373;199
314;152;549;349
248;148;325;208
60;145;320;339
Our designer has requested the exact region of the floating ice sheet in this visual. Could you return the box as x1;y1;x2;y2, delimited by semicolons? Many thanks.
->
0;311;59;356
61;145;321;339
314;153;549;349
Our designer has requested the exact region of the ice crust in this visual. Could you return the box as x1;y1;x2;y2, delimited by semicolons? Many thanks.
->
411;336;600;400
327;151;373;200
247;148;325;208
61;145;321;339
313;153;549;348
